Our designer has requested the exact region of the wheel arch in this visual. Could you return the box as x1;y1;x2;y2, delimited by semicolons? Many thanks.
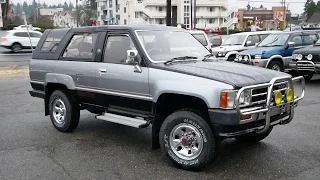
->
266;55;285;68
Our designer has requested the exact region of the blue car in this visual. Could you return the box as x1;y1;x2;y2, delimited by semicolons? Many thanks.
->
234;31;319;72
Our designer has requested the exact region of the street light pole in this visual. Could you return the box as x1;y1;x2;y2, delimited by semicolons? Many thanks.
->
166;0;171;26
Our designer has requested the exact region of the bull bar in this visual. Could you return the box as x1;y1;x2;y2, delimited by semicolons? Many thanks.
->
235;76;305;134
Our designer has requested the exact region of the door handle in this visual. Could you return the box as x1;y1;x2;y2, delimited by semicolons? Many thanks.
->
99;68;107;73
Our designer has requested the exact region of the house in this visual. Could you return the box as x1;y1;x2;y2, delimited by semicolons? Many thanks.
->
53;10;89;28
306;13;320;28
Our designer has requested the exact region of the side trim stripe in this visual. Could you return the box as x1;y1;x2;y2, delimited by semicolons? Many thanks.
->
75;87;153;101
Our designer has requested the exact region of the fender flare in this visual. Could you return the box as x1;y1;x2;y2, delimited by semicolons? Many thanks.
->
44;73;76;90
265;55;285;68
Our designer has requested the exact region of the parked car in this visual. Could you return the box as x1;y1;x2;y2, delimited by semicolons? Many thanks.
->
14;25;41;31
235;30;319;72
211;31;278;61
289;38;320;81
188;30;211;50
29;25;305;171
0;30;43;52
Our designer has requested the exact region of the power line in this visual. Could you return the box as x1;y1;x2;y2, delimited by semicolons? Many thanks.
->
236;0;305;3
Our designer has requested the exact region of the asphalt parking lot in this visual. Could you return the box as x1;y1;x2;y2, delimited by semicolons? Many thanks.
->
0;67;319;180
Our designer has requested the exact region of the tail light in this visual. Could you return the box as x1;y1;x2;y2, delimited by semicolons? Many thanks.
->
1;37;8;41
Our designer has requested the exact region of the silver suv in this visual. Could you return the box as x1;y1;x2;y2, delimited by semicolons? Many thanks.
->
29;25;305;171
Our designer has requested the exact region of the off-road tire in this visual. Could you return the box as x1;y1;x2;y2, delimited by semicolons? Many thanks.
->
235;127;273;143
159;110;220;171
49;90;80;132
267;61;284;72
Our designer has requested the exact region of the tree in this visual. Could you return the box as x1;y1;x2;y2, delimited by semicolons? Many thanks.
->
69;1;74;8
260;4;263;8
42;2;48;8
305;0;319;20
22;1;29;15
16;3;22;16
63;2;69;8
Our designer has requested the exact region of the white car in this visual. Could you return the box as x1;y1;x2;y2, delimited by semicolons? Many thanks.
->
211;31;280;61
0;30;43;52
188;30;211;51
14;25;41;31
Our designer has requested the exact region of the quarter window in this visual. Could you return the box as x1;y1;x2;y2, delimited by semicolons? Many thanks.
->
103;34;137;64
41;29;68;52
303;34;318;45
62;33;98;59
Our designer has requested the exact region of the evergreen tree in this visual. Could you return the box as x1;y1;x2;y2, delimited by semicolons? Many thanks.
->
16;3;22;16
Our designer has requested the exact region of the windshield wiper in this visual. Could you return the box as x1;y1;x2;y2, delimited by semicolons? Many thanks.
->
164;56;198;65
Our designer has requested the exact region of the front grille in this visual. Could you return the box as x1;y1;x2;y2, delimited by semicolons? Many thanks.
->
249;80;289;107
297;61;315;71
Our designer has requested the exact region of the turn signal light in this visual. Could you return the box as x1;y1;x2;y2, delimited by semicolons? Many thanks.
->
240;115;251;120
220;92;228;108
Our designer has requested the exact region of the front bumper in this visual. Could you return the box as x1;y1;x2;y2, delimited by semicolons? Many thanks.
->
289;61;320;73
209;76;305;137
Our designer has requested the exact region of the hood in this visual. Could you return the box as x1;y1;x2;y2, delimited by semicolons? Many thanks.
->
293;45;319;54
239;46;284;57
151;60;290;88
211;45;244;52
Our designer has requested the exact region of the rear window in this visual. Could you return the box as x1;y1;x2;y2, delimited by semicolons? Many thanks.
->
192;34;208;46
41;29;68;52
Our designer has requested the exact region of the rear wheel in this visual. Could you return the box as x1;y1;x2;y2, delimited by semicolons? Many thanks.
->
235;127;273;143
159;110;220;171
11;43;22;53
49;90;80;132
267;61;284;72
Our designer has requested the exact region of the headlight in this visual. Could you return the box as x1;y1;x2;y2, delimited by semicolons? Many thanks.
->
255;55;261;59
307;54;313;60
292;54;298;59
238;55;243;61
218;52;226;57
243;55;249;61
297;54;303;60
220;90;251;109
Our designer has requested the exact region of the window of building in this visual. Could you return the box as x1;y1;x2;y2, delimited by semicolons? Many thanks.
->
210;7;213;12
124;7;126;13
40;29;68;52
103;35;137;64
62;33;98;60
124;19;127;24
159;7;163;12
209;19;213;24
159;19;163;24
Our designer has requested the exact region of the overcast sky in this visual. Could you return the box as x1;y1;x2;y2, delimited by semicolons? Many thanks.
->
12;0;305;15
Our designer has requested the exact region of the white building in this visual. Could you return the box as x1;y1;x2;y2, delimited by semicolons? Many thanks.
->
96;0;121;25
119;0;238;29
53;10;77;28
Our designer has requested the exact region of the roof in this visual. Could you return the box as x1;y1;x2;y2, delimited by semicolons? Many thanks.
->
65;25;186;32
229;31;280;36
307;13;320;23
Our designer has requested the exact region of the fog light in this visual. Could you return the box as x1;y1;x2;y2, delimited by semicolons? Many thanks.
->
274;91;283;105
240;115;251;120
286;89;293;102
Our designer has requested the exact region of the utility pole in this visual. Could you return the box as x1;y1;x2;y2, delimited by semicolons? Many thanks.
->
166;0;171;26
190;0;192;28
193;0;196;29
284;0;286;29
76;0;79;27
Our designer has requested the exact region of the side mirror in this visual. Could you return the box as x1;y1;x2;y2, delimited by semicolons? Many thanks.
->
246;41;252;46
287;42;295;48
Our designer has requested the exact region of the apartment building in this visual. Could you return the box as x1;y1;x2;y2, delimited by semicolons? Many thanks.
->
97;0;121;25
119;0;238;29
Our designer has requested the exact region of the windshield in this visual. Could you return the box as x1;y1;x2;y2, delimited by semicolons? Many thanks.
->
137;31;210;62
258;34;290;47
221;35;246;46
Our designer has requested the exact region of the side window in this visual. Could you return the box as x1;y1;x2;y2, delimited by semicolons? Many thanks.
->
290;35;303;46
246;35;260;46
41;29;68;52
30;32;42;38
103;34;137;64
303;34;317;45
62;33;98;60
191;34;208;46
14;32;29;37
260;34;268;41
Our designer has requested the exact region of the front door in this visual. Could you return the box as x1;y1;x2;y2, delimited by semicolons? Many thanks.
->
96;33;151;113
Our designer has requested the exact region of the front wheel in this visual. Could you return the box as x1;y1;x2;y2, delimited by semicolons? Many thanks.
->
49;90;80;132
235;127;273;143
303;72;314;81
267;61;284;72
159;110;220;171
